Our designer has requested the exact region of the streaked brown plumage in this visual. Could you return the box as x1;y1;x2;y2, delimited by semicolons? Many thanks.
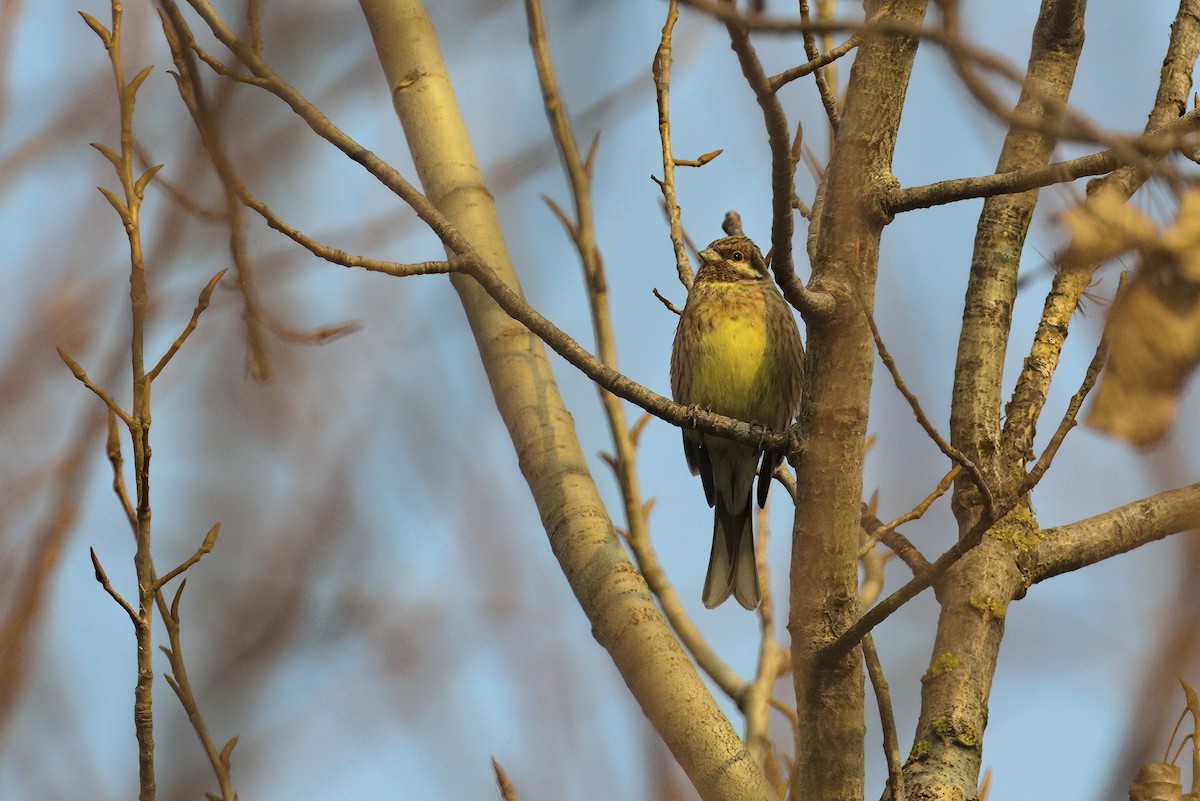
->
670;236;804;609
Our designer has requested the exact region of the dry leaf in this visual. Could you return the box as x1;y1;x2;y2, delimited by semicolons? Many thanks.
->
1072;189;1200;446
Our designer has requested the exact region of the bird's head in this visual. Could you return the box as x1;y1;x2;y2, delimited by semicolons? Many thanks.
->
695;236;769;283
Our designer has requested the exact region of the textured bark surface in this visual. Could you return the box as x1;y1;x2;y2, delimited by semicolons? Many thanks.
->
791;1;928;799
914;2;1090;798
359;2;777;799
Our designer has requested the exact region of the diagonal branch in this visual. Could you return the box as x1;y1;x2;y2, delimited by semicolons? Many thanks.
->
1001;0;1200;469
653;0;694;291
171;0;793;456
862;299;996;521
147;268;227;382
525;0;747;702
886;107;1200;213
1024;483;1200;585
724;11;834;320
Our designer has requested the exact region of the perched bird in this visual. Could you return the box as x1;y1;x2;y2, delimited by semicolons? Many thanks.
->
670;236;804;609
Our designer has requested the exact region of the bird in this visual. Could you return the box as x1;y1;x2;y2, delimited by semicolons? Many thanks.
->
669;236;804;610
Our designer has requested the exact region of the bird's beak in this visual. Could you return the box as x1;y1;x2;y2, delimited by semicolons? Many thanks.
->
698;248;719;265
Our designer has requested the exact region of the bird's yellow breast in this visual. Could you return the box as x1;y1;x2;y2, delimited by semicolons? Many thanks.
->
690;309;771;423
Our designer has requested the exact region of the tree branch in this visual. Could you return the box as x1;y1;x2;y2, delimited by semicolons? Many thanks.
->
724;9;834;320
652;0;694;291
358;2;776;797
887;109;1200;213
1025;483;1200;585
1001;0;1200;471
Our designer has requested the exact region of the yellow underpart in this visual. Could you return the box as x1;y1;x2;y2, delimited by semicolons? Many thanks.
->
690;304;771;423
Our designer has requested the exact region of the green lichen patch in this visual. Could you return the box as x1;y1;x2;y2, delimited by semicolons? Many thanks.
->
924;651;963;682
986;505;1043;552
969;594;1007;622
905;738;932;765
931;714;981;749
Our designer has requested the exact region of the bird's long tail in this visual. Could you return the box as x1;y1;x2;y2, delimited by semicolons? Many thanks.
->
702;493;759;610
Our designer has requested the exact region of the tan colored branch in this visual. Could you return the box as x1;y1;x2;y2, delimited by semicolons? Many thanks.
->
525;0;747;705
176;0;792;458
795;0;841;129
1001;0;1200;470
1026;483;1200;584
724;10;833;320
788;1;929;798
653;0;694;291
357;2;775;798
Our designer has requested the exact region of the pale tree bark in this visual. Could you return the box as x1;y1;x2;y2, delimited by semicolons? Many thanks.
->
791;1;928;799
910;1;1200;799
357;2;775;799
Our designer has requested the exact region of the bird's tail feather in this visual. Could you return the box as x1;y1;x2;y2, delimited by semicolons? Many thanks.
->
702;494;760;610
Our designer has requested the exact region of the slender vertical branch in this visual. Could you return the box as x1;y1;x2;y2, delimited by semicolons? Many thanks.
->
724;11;834;319
863;633;904;801
798;0;840;131
653;0;694;290
78;7;234;800
526;0;747;701
358;2;776;797
81;4;159;796
1000;0;1200;470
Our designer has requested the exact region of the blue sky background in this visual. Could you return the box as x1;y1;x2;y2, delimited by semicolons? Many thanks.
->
1;1;1197;799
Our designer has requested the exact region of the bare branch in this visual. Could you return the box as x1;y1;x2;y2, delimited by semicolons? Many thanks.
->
794;0;841;128
863;634;904;801
858;465;960;559
887;109;1200;213
769;25;861;93
1026;483;1200;585
862;300;996;521
90;548;138;625
147;269;227;382
56;347;133;426
861;504;932;575
155;523;220;589
106;410;137;531
651;287;684;315
1017;285;1115;497
653;0;694;290
724;10;834;320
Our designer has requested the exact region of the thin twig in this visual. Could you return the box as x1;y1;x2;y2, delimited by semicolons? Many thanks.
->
653;0;694;290
147;268;227;382
863;634;905;801
744;503;781;766
157;581;237;801
89;548;138;625
106;411;137;530
860;297;996;522
1016;283;1115;497
769;27;861;92
861;504;932;575
651;287;683;315
796;0;840;129
673;148;724;167
724;10;834;319
887;109;1200;214
526;0;747;701
859;465;960;559
826;499;1032;662
155;523;220;589
56;347;133;426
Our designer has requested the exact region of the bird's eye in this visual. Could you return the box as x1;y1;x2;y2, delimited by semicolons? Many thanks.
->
731;251;745;262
